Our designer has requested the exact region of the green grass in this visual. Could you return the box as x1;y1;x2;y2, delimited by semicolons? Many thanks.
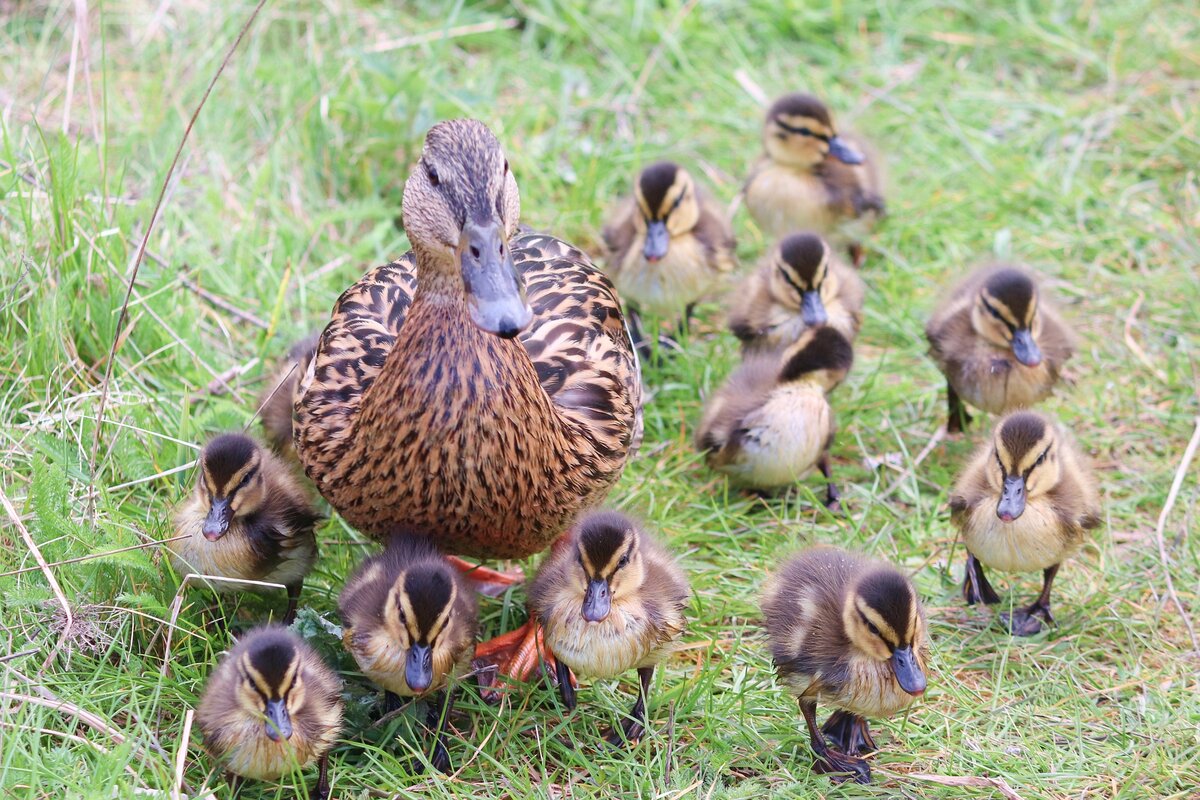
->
2;1;1199;798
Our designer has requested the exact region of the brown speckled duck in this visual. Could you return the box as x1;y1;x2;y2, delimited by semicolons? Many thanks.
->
294;119;642;683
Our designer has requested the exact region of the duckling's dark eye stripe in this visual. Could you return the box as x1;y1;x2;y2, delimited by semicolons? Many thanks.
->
776;119;829;142
778;265;807;296
994;450;1008;478
981;297;1015;332
1025;444;1052;477
231;465;258;494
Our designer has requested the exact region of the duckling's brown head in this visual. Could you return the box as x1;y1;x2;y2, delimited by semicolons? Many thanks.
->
383;561;465;694
970;267;1043;367
769;233;836;325
777;325;854;391
763;93;864;169
197;433;266;541
843;567;927;697
234;627;307;743
989;411;1061;523
633;162;699;263
571;511;645;623
402;119;529;338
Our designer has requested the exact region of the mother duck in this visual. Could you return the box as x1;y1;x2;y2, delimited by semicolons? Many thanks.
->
294;119;642;680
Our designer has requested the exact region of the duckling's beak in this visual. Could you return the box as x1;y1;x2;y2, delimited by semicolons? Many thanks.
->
263;698;293;742
1011;328;1042;367
642;220;669;263
827;136;865;165
997;475;1026;522
890;646;926;696
581;578;611;623
202;497;233;541
801;290;828;327
459;218;532;339
406;642;433;694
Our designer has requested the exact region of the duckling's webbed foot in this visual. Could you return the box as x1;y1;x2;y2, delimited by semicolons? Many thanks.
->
962;552;1000;606
447;556;524;598
801;699;871;784
604;666;653;747
946;383;971;434
820;711;877;755
1001;564;1059;637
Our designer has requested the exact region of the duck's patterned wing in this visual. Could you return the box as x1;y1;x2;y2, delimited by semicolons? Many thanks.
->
516;232;644;459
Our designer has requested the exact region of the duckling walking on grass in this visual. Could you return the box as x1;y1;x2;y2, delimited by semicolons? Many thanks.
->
196;625;343;800
926;264;1075;433
339;534;478;772
728;231;864;352
950;410;1101;636
602;161;736;354
169;433;321;625
697;326;853;507
762;547;928;784
528;511;689;745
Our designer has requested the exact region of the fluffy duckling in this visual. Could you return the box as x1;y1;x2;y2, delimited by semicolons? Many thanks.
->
169;433;321;625
259;332;319;460
196;625;343;799
528;510;689;745
728;232;864;353
926;264;1075;433
602;161;736;351
762;546;928;784
339;534;477;772
950;410;1101;636
696;326;853;506
744;93;884;264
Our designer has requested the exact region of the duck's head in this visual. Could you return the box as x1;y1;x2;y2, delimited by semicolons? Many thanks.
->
842;568;927;697
571;511;645;623
762;93;864;169
234;628;309;743
989;411;1061;523
970;267;1043;367
768;232;837;326
402;119;529;338
632;162;699;263
777;325;854;391
383;561;464;694
197;433;266;541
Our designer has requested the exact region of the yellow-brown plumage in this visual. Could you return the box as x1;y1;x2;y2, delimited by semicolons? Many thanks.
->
761;546;928;784
168;433;321;624
728;232;863;352
950;410;1101;636
528;510;689;745
294;120;642;560
196;625;342;799
925;263;1075;433
744;94;884;263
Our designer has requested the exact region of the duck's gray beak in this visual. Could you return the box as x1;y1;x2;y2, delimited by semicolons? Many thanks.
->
263;698;293;742
827;135;864;165
406;642;433;694
1011;328;1042;367
581;578;611;623
460;218;532;339
202;497;232;541
643;220;669;262
890;646;926;696
997;475;1026;522
801;290;828;327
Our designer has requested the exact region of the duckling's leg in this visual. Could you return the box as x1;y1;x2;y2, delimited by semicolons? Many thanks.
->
283;582;301;626
817;453;841;512
962;552;1001;606
474;620;574;703
446;556;524;598
946;383;972;434
848;715;878;755
313;753;331;800
1002;564;1060;637
605;666;653;746
425;688;456;774
800;699;871;784
555;656;577;711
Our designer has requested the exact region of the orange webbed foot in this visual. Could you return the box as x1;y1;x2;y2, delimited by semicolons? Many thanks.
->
472;620;576;704
447;556;524;598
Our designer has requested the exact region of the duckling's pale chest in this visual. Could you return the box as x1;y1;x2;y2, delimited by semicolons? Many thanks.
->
715;388;831;488
746;165;835;239
613;233;721;317
962;500;1080;573
542;597;681;679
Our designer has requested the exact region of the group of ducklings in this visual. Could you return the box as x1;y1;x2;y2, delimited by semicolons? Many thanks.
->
159;92;1106;794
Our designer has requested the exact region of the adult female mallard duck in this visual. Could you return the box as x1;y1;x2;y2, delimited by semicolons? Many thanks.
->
696;326;853;507
925;264;1075;433
762;546;928;784
294;119;642;682
196;625;343;799
727;231;864;352
528;511;689;745
602;161;735;353
339;533;477;772
169;433;321;625
950;410;1101;636
744;93;884;265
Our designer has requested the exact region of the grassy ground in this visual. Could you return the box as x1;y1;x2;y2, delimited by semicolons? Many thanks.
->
2;1;1199;798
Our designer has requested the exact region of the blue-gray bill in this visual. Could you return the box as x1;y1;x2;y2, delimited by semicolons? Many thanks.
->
460;218;532;339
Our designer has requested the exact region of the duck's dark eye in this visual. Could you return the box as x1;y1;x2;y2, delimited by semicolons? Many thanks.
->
617;554;630;569
867;621;880;637
797;126;813;137
425;163;440;187
503;159;509;174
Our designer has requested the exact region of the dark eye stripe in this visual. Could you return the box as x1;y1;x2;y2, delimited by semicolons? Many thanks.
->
776;119;830;142
231;465;258;496
981;298;1016;332
778;265;807;295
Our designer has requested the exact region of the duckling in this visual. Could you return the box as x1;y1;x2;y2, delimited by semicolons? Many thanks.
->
602;161;736;353
339;533;477;772
528;510;689;745
744;93;884;265
950;410;1101;636
259;332;320;461
196;625;343;799
696;326;853;507
169;433;321;625
925;264;1075;433
761;546;928;784
728;232;864;353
